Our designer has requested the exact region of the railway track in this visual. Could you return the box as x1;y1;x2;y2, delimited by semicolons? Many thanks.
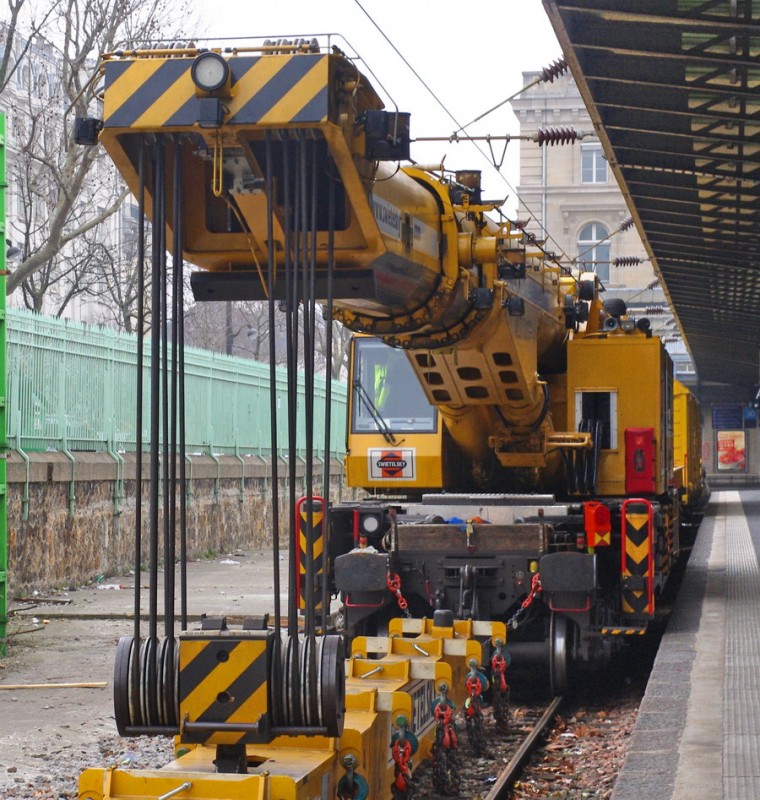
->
485;696;563;799
411;695;564;799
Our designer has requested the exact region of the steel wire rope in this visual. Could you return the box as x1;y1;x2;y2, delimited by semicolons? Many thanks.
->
178;191;188;632
128;139;148;730
265;133;285;727
321;154;337;632
302;137;316;642
148;136;164;645
295;136;312;726
161;141;171;644
301;136;321;725
283;138;303;728
174;137;187;725
144;135;167;729
134;141;146;647
350;0;571;267
284;139;300;637
168;134;183;640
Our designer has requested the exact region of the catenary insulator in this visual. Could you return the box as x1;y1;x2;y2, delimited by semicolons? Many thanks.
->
619;216;635;232
612;256;644;267
533;127;579;146
540;57;569;83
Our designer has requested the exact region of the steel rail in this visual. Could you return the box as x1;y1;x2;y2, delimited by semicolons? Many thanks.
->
485;695;564;799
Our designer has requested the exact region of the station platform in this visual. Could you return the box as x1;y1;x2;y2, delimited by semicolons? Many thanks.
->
612;489;760;800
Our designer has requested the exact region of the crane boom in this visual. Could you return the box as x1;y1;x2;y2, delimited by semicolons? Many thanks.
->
93;41;591;484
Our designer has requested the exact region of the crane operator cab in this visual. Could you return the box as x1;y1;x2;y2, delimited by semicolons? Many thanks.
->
355;339;436;430
347;337;443;494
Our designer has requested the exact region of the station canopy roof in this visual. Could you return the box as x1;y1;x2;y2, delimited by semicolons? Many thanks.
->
543;0;760;395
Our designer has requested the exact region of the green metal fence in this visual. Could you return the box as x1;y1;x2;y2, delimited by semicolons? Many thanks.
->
1;114;8;654
6;309;347;458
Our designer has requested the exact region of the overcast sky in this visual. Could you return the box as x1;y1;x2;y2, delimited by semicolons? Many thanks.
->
193;0;562;212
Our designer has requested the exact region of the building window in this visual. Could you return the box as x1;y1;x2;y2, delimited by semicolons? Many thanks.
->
581;143;607;183
577;222;611;282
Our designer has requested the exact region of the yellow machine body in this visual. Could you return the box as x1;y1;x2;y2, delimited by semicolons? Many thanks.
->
673;379;707;513
566;331;673;497
96;43;586;490
178;632;270;746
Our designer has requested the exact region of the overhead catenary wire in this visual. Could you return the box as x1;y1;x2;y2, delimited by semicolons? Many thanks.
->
350;0;573;270
573;216;635;271
451;58;569;136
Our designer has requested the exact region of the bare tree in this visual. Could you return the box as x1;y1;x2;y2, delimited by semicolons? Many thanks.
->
184;299;288;362
84;203;150;333
1;0;192;313
183;295;351;379
315;313;351;380
0;1;56;94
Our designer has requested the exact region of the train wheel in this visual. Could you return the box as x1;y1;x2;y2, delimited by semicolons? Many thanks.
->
549;613;576;696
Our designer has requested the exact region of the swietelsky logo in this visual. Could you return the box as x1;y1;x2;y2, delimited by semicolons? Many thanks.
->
376;450;407;478
368;448;416;480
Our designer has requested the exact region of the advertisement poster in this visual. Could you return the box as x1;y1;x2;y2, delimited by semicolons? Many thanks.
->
716;430;746;471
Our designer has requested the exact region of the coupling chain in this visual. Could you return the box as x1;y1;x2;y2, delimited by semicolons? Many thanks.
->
431;688;460;796
390;715;418;800
387;572;411;617
506;572;542;630
391;737;414;798
490;639;511;732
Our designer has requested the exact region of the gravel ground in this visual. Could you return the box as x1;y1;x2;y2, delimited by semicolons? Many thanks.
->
512;687;641;799
0;610;174;799
0;553;287;799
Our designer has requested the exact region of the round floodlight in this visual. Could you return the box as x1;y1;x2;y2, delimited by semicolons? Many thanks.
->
360;514;381;535
191;52;229;92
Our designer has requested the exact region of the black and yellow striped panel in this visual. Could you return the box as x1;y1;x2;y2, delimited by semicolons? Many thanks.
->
299;504;324;611
103;53;330;131
179;634;270;745
621;500;653;618
601;626;646;636
661;511;675;576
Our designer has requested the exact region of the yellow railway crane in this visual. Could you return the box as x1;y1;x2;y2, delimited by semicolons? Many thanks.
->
74;34;704;800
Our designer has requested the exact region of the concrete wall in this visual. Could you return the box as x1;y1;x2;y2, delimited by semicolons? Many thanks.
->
6;452;346;596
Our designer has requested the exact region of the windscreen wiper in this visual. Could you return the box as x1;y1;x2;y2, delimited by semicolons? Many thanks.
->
353;379;398;445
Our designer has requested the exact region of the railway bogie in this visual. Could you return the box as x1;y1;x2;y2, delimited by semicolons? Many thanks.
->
330;489;684;692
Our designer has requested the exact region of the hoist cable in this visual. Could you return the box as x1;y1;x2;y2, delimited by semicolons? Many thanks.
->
134;141;146;646
148;137;164;642
321;153;337;632
160;137;171;640
178;150;188;632
265;133;286;728
265;133;282;639
283;140;299;637
302;137;316;640
168;134;183;638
